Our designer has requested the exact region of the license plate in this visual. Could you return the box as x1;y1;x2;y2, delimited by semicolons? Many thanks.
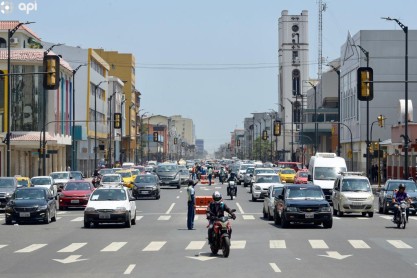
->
99;213;111;219
305;213;314;219
141;191;149;194
71;200;80;204
352;202;363;206
19;212;30;217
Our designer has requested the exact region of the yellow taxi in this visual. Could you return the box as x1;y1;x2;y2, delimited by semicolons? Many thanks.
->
115;170;135;188
16;176;31;187
130;168;140;180
279;168;297;183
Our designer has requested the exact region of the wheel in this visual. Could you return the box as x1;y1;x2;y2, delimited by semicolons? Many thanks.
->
263;208;268;219
401;215;406;229
125;213;132;228
412;211;416;216
237;180;241;185
383;202;389;214
210;244;219;255
43;210;50;224
156;194;160;200
281;214;289;228
51;208;57;222
5;218;12;225
131;211;136;225
337;206;344;217
249;183;253;193
323;219;333;228
177;183;181;189
362;212;367;217
243;182;247;187
222;237;231;258
252;195;256;202
59;206;65;211
84;220;90;228
368;212;374;218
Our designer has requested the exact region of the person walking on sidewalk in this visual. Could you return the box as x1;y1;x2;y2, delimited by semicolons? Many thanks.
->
187;179;197;230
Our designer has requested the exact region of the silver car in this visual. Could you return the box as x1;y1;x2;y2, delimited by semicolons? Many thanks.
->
263;184;284;220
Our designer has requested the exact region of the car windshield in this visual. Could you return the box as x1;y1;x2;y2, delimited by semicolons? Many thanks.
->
240;165;252;171
0;179;15;188
64;182;91;191
341;179;370;192
31;178;51;185
246;168;254;174
99;169;114;175
298;172;308;177
14;189;45;200
272;187;283;197
387;181;417;192
51;173;69;179
255;169;275;175
135;176;156;183
90;189;127;201
256;175;280;183
314;167;347;180
17;180;29;187
118;172;131;178
102;176;121;182
157;165;178;172
131;169;140;175
71;172;83;180
286;187;324;200
281;169;295;174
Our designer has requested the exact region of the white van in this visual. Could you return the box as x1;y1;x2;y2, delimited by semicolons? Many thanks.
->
308;153;347;203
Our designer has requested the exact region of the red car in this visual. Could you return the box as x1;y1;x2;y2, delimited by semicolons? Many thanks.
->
294;170;309;184
58;180;95;210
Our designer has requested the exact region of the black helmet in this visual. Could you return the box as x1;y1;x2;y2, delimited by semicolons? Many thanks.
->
212;191;222;202
398;184;405;190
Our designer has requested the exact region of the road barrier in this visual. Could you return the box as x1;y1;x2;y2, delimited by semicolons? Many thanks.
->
194;196;212;214
199;174;209;184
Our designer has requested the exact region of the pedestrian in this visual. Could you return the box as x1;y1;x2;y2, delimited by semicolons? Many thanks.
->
208;167;213;186
187;179;197;230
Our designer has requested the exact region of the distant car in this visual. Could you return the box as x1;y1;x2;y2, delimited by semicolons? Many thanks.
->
116;170;135;188
100;174;124;187
252;173;282;202
50;171;72;191
294;170;308;184
178;166;190;185
30;176;57;198
378;179;417;215
132;174;161;200
70;171;85;180
250;168;276;193
243;167;255;187
16;176;31;188
237;164;255;185
279;168;296;183
155;163;181;189
0;177;18;209
84;185;137;228
58;180;95;210
5;187;57;224
99;168;114;176
263;184;284;220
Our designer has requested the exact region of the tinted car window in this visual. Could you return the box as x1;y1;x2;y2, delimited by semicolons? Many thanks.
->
90;189;126;201
286;187;324;199
387;181;416;191
134;175;156;183
31;178;51;185
0;179;15;188
65;182;91;191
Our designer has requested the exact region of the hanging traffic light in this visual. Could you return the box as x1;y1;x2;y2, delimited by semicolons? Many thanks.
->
273;121;281;136
114;113;121;129
377;115;384;127
153;132;158;142
262;130;268;140
236;139;240;147
174;137;178;145
43;55;60;90
357;67;373;101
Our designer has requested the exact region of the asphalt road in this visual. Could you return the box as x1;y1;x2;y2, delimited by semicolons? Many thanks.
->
1;179;417;278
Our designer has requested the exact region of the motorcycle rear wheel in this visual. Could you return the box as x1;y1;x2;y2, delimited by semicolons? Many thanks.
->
222;237;230;258
210;244;219;255
401;215;406;229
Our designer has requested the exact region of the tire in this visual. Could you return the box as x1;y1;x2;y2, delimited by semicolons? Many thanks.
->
333;207;337;216
378;200;383;213
362;212;367;217
177;183;181;189
51;208;57;222
5;218;12;225
131;211;136;225
222;237;230;258
252;195;256;202
412;211;416;216
337;206;344;217
125;213;132;228
43;210;50;224
268;210;273;221
368;212;374;218
281;214;289;228
210;244;219;255
59;206;65;211
84;220;90;228
274;210;280;225
323;219;333;229
156;194;160;200
383;202;389;214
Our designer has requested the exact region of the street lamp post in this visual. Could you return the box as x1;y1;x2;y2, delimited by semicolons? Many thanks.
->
71;64;85;171
120;95;126;163
94;80;107;169
307;81;318;153
278;104;285;161
128;103;135;162
139;112;148;165
334;121;354;171
328;64;341;157
286;98;295;162
383;17;409;178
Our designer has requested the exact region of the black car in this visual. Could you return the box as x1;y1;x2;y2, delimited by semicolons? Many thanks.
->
0;177;18;209
155;163;181;189
274;184;332;228
132;174;161;200
5;187;57;224
378;179;417;215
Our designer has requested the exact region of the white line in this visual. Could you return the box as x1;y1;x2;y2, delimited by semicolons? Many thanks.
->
348;240;370;249
15;244;47;253
231;240;246;249
387;240;413;249
56;217;62;220
236;202;245;214
408;216;417;221
165;203;175;214
101;242;127;252
195;215;199;220
332;216;340;220
136;216;143;221
57;211;67;215
185;241;206;250
242;215;255;220
309;240;328;249
215;187;221;189
158;215;171;221
379;215;392;220
71;217;84;222
179;191;183;193
176;196;180;199
58;243;87;253
356;217;370;220
0;245;8;250
124;264;136;275
269;263;282;273
143;241;166;251
270;240;286;249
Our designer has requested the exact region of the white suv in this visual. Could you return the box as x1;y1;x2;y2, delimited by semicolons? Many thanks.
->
84;185;137;228
331;172;374;217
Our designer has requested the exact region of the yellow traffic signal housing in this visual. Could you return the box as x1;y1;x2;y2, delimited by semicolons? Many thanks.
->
262;130;268;140
114;113;121;129
153;132;158;142
357;67;373;101
43;55;60;90
377;115;384;127
273;121;281;136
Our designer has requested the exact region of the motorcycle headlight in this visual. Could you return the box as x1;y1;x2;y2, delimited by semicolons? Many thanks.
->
319;206;331;212
286;206;298;212
367;195;374;201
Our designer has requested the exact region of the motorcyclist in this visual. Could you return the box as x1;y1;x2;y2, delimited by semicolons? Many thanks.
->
206;191;236;244
219;167;226;184
392;184;411;222
226;170;238;197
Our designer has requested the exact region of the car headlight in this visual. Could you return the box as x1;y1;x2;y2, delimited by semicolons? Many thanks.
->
152;186;157;190
85;207;96;212
115;207;127;212
37;205;48;210
367;195;374;201
319;206;331;212
255;186;261;190
286;206;298;212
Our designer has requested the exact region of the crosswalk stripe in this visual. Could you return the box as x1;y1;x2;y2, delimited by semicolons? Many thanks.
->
348;240;370;249
101;242;127;252
15;244;47;253
0;244;8;250
269;263;282;273
231;240;246;249
242;215;255;220
379;215;392;220
387;240;413;249
71;217;84;222
185;241;206;250
136;216;143;221
58;243;87;253
408;216;417;221
333;216;340;220
356;217;370;220
270;240;286;249
309;240;328;249
124;264;136;275
143;241;166;251
158;215;171;221
56;217;62;220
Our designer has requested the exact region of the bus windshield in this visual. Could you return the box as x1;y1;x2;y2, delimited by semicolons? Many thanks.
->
314;167;347;180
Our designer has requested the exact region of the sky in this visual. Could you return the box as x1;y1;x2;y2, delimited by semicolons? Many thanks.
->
1;0;415;153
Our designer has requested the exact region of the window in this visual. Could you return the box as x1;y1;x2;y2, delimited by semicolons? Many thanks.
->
0;38;6;48
292;69;300;96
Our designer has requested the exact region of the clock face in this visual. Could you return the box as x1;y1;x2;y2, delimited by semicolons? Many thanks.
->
292;25;299;32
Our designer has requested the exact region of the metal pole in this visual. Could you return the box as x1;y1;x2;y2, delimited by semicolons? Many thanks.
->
314;85;318;153
404;26;409;179
6;29;11;176
94;85;97;169
378;139;381;187
108;95;112;167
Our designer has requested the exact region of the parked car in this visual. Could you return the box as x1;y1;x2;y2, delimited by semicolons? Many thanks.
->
263;184;284;220
131;174;161;199
279;168;297;183
84;185;137;228
294;170;309;184
58;180;95;210
5;187;57;224
252;174;282;202
100;174;124;187
0;177;18;209
378;179;417;215
30;176;57;198
274;184;332;228
155;163;181;188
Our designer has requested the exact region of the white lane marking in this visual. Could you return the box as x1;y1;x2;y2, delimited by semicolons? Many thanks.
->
379;215;392;220
158;215;171;221
15;244;47;253
332;216;340;220
179;191;183;193
176;196;180;199
236;202;245;214
408;216;417;221
185;241;206;250
348;240;370;249
56;217;62;220
195;215;199;220
124;264;136;275
136;216;143;221
101;242;127;252
231;240;246;249
309;240;328;249
0;245;8;249
165;203;175;214
387;240;413;249
143;241;166;251
71;217;84;222
215;187;221;189
242;215;255;220
58;243;87;253
356;217;370;220
57;211;67;215
269;263;282;273
270;240;286;249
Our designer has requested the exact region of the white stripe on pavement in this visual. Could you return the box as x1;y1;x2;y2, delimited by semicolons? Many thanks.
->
124;264;136;275
143;241;166;251
242;215;255;220
236;202;245;214
0;245;8;250
408;216;417;221
185;241;206;250
379;215;392;220
231;240;246;249
348;240;370;249
56;217;62;220
387;240;413;249
101;242;127;252
309;240;328;249
165;203;175;214
157;215;171;221
215;187;221;189
332;216;340;220
356;217;370;220
58;243;87;253
71;217;84;222
269;263;282;273
270;240;286;249
136;216;143;221
176;196;180;199
15;244;47;253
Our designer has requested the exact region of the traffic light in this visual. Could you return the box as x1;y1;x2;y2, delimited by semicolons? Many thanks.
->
153;131;158;142
377;115;384;127
357;67;373;101
43;55;60;90
236;139;240;147
174;137;178;145
273;121;281;136
114;113;121;129
262;130;268;140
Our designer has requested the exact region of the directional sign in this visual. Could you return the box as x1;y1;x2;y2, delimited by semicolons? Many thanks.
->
318;251;352;260
53;255;88;264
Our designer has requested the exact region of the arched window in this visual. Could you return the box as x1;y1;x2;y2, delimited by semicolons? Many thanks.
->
0;38;6;48
292;69;300;96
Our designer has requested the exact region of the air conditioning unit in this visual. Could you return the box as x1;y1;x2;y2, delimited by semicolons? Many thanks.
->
10;38;19;44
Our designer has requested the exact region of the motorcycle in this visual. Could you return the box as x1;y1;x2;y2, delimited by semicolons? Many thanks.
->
208;209;236;258
227;180;237;200
92;175;101;188
219;173;226;184
393;201;408;229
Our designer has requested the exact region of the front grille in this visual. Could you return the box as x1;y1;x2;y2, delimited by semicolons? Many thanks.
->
14;207;37;212
299;207;319;212
97;209;114;213
348;198;367;202
349;205;366;209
